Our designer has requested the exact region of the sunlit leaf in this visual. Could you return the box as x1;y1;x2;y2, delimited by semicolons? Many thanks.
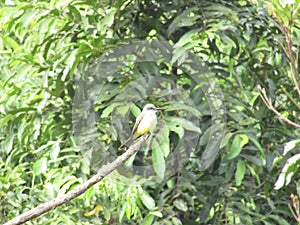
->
283;139;300;155
139;189;155;210
235;160;246;186
168;7;199;35
227;134;249;160
172;217;183;225
274;153;300;190
150;211;163;217
101;103;122;118
33;157;48;175
166;122;184;139
167;116;201;133
84;205;103;217
49;139;61;160
220;132;233;149
174;199;188;212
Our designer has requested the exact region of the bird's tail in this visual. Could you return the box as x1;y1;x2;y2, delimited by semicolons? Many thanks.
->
118;137;134;150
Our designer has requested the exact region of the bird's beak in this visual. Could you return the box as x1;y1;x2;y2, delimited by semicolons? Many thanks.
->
155;107;162;111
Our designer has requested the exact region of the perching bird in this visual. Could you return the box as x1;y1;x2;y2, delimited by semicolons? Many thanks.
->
118;104;162;150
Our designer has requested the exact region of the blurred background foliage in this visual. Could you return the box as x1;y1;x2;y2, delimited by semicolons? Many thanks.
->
1;0;300;224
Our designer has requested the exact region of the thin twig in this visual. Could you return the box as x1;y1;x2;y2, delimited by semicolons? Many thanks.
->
275;8;300;97
258;85;300;129
281;85;300;111
282;22;300;96
290;194;300;223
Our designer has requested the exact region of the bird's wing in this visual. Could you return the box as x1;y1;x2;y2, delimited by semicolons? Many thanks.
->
130;112;144;137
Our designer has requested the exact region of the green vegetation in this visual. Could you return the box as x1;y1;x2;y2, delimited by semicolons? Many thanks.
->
1;0;300;224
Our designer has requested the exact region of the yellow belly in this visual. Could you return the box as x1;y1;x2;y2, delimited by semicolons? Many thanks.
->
134;115;157;138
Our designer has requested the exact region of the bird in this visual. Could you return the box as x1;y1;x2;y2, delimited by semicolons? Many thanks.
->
118;104;162;150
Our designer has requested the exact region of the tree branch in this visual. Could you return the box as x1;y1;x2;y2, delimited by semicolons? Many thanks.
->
4;136;149;225
276;11;300;97
258;85;300;129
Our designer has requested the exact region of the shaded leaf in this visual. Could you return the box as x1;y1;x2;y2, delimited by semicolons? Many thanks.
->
152;146;165;179
141;214;154;225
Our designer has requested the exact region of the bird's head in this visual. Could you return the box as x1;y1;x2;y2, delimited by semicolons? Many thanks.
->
143;104;162;113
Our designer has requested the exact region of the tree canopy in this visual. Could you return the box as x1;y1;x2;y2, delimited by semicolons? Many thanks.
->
1;0;300;224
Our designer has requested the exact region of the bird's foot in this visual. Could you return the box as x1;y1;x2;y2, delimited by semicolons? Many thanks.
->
143;132;151;140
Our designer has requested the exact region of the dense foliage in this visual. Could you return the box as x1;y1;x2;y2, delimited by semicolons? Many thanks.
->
1;0;299;224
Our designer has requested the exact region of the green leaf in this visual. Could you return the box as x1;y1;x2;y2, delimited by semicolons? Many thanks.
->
125;201;131;219
168;116;201;133
160;134;170;158
1;35;20;49
166;122;184;139
174;199;188;212
5;134;15;154
0;114;13;129
49;139;60;160
119;203;126;223
174;29;200;48
163;102;201;118
68;5;81;21
103;207;111;221
99;8;116;33
283;139;300;155
274;153;300;190
248;135;265;156
171;217;183;225
220;132;233;149
152;127;170;157
125;152;137;167
235;160;246;186
267;214;291;225
168;7;199;35
227;134;249;160
141;214;155;225
58;176;80;196
33;157;48;175
130;103;142;117
152;146;165;179
101;103;121;118
117;104;130;115
246;164;261;185
139;189;156;210
33;141;57;155
200;123;225;146
199;131;223;170
150;211;163;217
80;158;90;175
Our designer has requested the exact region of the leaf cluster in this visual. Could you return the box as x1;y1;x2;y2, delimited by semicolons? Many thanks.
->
1;0;300;225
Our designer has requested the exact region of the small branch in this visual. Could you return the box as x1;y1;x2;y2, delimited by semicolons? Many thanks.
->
258;85;300;127
281;85;300;111
275;10;300;97
258;85;300;128
290;194;300;223
4;136;149;225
